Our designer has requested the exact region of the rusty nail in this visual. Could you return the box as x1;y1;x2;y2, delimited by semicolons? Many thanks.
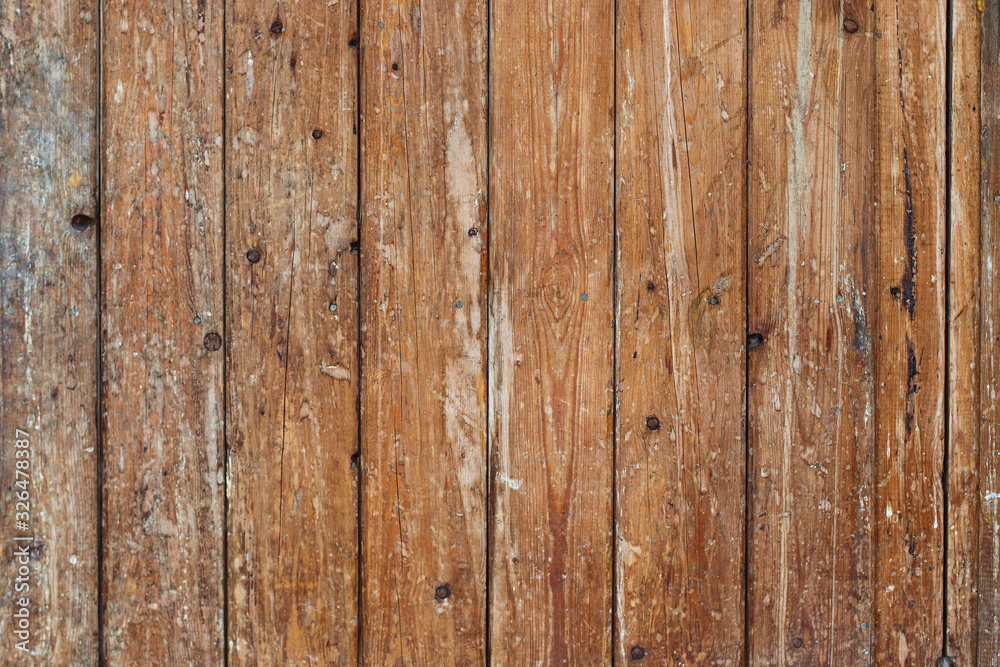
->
71;214;96;231
630;646;646;660
392;62;399;71
747;333;765;350
843;18;859;33
204;332;222;351
646;281;655;291
645;416;660;431
468;228;479;236
791;637;803;649
434;584;451;600
270;21;284;35
312;129;324;140
246;248;261;264
709;296;720;306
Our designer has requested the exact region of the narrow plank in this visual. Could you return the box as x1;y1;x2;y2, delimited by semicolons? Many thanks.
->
359;0;488;663
101;0;225;662
946;0;982;661
872;0;947;661
225;1;359;663
615;0;746;662
747;0;876;661
0;0;99;661
488;0;615;662
979;0;1000;657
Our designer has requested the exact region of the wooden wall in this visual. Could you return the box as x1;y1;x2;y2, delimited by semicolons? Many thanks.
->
0;0;995;663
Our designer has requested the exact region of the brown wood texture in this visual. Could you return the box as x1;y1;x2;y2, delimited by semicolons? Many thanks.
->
0;0;99;661
101;0;226;662
947;0;982;662
225;0;359;664
488;0;615;663
6;1;1000;663
873;0;947;662
616;0;747;662
359;0;488;664
979;0;1000;658
748;0;877;661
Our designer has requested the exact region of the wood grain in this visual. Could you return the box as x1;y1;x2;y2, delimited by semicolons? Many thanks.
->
979;0;1000;658
359;0;488;664
747;0;877;661
615;0;746;662
225;1;359;664
873;0;947;662
101;0;225;662
946;0;982;661
0;0;99;661
489;0;615;663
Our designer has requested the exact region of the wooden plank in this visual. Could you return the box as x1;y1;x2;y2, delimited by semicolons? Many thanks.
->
979;0;1000;657
0;0;99;661
488;0;614;663
359;0;488;664
872;0;947;661
225;1;359;663
101;0;225;662
747;0;876;661
615;0;746;662
946;0;982;661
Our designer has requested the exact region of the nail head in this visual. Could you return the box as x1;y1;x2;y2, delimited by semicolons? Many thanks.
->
204;332;222;351
246;248;261;264
270;21;284;34
434;584;451;600
71;214;96;231
645;416;660;431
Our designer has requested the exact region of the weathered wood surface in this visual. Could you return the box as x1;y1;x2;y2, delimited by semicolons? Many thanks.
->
225;0;360;664
947;0;982;661
0;0;99;661
873;0;947;662
101;0;226;662
747;0;877;661
489;0;615;663
979;0;1000;658
359;0;488;664
616;0;746;662
4;0;1000;662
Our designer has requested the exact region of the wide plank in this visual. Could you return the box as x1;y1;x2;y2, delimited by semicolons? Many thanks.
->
615;0;747;662
0;0;99;661
747;0;877;661
489;0;615;663
946;0;982;661
225;0;359;663
359;0;489;664
872;0;947;661
101;0;226;662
